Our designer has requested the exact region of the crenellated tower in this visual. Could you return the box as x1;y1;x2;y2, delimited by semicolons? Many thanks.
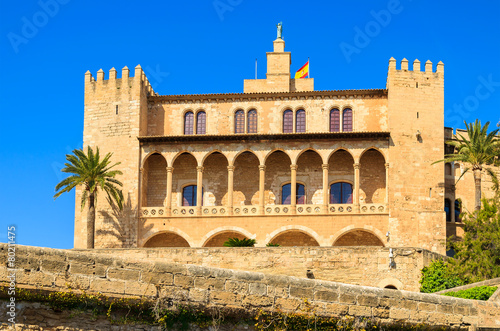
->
75;65;155;248
386;57;446;253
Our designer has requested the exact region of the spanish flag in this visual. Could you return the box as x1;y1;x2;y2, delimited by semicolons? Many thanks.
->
295;60;309;79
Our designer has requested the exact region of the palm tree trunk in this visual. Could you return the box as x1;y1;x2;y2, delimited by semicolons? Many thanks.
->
87;193;95;249
473;169;482;211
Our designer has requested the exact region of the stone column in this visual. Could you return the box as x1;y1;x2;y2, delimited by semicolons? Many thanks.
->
227;165;234;215
322;164;329;213
139;167;144;208
290;164;298;213
166;166;173;216
259;165;266;214
196;166;204;214
385;163;389;205
354;163;360;211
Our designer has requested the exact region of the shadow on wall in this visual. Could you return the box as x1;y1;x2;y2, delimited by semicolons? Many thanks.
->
98;194;142;248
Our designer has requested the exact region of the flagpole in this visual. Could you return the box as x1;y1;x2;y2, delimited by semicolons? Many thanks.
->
255;58;257;80
308;57;310;78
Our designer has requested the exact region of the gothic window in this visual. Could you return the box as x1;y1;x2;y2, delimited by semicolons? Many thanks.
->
247;109;257;133
445;199;451;222
196;111;206;134
184;111;194;135
296;109;306;133
330;108;340;132
182;185;197;206
330;182;353;204
283;110;293;133
342;108;353;132
281;183;306;205
235;110;244;133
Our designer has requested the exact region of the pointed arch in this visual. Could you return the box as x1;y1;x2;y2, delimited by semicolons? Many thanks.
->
331;226;385;247
141;227;195;247
264;225;322;246
200;226;255;247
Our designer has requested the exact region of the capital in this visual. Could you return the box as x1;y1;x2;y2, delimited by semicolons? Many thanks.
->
354;163;360;170
322;164;329;170
290;164;298;171
385;163;390;169
227;166;235;172
139;167;144;173
259;165;266;171
196;166;204;172
166;166;174;173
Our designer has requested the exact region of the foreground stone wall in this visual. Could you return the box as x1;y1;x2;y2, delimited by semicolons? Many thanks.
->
88;246;442;292
1;244;499;330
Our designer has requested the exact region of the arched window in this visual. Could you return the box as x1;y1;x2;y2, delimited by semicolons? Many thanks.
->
235;110;244;133
247;109;257;133
445;164;452;176
330;182;353;204
182;185;197;206
283;110;293;133
196;111;206;134
330;109;340;132
184;112;194;135
281;183;306;205
455;199;461;222
445;199;451;222
342;108;352;132
296;109;306;133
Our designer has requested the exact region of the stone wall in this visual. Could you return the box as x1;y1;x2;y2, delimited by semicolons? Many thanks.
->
1;244;499;330
86;246;439;292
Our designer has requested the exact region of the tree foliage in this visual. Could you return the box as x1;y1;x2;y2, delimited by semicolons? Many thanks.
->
447;197;500;283
420;260;464;293
223;238;256;247
442;286;497;301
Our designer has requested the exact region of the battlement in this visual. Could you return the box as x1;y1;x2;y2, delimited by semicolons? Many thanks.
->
388;57;444;75
84;65;157;96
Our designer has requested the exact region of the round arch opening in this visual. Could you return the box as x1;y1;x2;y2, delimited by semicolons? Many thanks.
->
143;232;190;247
203;231;249;247
333;230;384;247
269;230;320;247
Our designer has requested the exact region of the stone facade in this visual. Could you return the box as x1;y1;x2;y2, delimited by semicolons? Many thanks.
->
76;35;496;255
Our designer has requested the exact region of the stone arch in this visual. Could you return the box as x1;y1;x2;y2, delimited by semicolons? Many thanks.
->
296;149;323;204
378;278;404;290
264;149;292;164
332;228;385;247
327;148;355;164
141;150;166;168
172;152;198;207
265;150;292;205
142;153;167;207
359;147;387;163
143;231;191;248
231;149;263;166
203;152;229;206
233;151;260;206
201;150;229;166
171;150;198;166
201;227;255;247
360;148;386;203
265;225;321;247
328;149;355;201
141;227;195;247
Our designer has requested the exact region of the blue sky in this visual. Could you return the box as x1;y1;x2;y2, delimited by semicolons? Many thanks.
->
1;0;499;248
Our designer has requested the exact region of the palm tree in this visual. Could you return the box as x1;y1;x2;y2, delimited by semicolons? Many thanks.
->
54;146;123;248
434;120;499;210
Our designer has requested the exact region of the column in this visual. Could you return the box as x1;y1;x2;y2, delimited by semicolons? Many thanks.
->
139;167;144;208
196;166;204;214
259;165;266;214
290;164;297;213
385;163;389;205
166;166;173;216
354;163;360;211
322;164;329;213
227;165;234;215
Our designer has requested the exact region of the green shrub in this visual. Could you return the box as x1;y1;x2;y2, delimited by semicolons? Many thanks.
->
266;242;280;247
442;286;497;300
223;238;256;247
420;260;465;293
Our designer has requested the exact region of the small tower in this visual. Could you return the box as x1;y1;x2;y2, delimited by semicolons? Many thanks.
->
244;24;313;93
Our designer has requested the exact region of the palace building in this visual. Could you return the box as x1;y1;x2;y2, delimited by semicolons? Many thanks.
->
77;35;494;253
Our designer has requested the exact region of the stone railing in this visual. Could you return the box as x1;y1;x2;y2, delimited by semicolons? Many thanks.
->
141;203;388;218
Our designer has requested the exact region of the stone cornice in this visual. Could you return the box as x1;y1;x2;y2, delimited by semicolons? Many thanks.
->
149;89;387;104
138;131;391;144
